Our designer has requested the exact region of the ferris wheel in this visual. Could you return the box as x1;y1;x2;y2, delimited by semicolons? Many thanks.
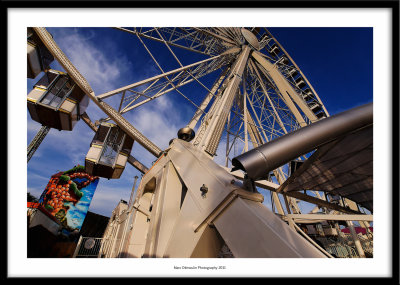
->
28;27;328;178
27;27;373;258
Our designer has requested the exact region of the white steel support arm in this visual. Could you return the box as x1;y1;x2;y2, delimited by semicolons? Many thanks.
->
196;46;251;156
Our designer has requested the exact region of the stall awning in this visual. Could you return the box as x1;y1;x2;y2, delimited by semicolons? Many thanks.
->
278;125;373;212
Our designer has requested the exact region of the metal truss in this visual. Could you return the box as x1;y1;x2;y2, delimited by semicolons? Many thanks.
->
115;27;227;57
27;125;50;162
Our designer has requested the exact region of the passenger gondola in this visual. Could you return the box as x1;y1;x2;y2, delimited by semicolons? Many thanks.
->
85;122;134;179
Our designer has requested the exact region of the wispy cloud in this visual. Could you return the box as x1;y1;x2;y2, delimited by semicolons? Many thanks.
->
48;28;132;95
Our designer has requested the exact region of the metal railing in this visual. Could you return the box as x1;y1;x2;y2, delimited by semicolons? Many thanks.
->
325;243;358;258
338;234;374;257
315;233;373;258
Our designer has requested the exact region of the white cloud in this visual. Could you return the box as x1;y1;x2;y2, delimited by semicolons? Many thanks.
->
49;28;132;95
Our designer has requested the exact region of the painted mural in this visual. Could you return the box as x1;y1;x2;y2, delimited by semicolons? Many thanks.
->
39;164;100;235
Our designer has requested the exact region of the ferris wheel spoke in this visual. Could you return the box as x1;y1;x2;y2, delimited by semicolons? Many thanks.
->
163;27;225;55
97;52;226;101
187;67;230;130
252;56;309;127
134;29;204;114
248;86;290;138
225;121;245;158
193;27;237;46
115;56;232;116
248;58;289;135
154;27;220;98
115;27;221;57
178;28;222;55
212;27;239;47
110;47;238;120
238;101;288;184
224;28;241;44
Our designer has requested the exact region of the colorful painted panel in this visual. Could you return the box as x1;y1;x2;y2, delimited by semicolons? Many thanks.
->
39;165;100;235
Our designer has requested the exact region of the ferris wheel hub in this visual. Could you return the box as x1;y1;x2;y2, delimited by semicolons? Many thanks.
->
241;28;260;50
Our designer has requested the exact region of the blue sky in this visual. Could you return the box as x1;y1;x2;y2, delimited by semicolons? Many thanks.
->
27;27;373;218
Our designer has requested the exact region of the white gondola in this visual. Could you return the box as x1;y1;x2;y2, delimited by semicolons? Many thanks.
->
27;70;89;131
85;122;134;179
27;28;54;79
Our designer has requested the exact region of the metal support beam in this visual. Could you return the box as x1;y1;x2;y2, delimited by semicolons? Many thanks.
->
27;125;50;162
282;191;361;215
127;155;149;174
224;167;361;215
196;45;251;156
232;103;373;180
286;214;373;222
128;176;139;208
80;112;97;132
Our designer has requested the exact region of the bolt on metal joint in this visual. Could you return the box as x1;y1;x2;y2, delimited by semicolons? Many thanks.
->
200;184;208;198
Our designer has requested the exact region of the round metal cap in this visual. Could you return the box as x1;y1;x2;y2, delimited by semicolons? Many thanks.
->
177;127;195;142
241;28;260;50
